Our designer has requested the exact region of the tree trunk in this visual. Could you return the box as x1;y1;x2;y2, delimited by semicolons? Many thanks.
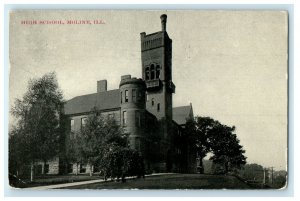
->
30;162;34;182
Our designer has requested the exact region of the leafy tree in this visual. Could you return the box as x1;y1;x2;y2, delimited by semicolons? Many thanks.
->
80;110;127;176
185;117;218;173
272;170;287;189
10;72;63;181
208;123;246;173
9;126;28;176
65;130;85;175
184;116;246;174
238;163;264;182
67;108;144;179
98;145;144;182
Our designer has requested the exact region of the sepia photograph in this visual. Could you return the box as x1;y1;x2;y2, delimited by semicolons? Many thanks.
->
8;10;288;190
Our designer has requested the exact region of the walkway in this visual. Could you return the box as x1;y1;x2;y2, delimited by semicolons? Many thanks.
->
26;173;175;190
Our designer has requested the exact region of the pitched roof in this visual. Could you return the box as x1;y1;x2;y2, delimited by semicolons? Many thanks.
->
173;104;194;125
64;89;120;115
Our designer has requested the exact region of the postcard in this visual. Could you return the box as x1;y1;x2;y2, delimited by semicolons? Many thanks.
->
8;10;288;190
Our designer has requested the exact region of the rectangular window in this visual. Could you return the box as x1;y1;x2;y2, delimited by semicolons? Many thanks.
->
80;164;86;173
151;98;154;106
121;92;122;103
81;117;87;128
125;90;129;102
67;163;73;173
132;89;136;102
157;103;160;112
123;111;127;126
44;164;49;174
135;111;141;127
70;119;75;131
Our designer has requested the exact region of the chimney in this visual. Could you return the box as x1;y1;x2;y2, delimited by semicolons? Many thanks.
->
140;32;146;39
121;74;131;80
97;80;107;93
160;14;167;32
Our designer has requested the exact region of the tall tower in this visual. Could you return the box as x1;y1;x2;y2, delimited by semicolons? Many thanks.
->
140;14;175;141
119;75;146;153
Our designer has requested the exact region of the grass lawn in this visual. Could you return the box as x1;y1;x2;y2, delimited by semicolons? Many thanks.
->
59;174;254;189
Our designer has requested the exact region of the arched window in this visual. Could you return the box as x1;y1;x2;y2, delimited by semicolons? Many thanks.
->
145;67;150;80
125;90;129;102
150;64;155;80
156;65;160;79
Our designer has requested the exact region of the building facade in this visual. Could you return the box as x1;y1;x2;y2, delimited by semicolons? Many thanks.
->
43;14;196;175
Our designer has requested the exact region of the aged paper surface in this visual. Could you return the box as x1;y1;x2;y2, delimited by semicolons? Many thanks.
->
9;10;288;189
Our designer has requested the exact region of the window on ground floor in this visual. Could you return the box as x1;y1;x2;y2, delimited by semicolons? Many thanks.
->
80;164;86;173
44;164;49;174
67;163;73;173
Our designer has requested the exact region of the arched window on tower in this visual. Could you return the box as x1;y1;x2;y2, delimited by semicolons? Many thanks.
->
125;90;129;102
156;65;160;79
145;67;150;80
150;64;155;80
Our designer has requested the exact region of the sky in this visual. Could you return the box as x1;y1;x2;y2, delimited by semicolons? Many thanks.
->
9;10;288;171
